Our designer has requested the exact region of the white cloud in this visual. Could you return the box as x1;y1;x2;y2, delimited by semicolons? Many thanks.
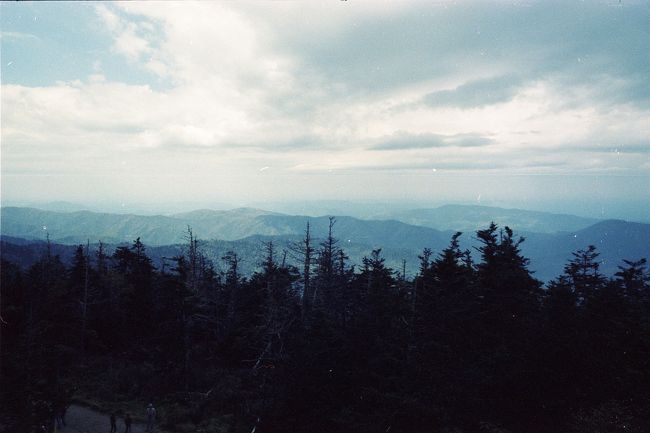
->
95;4;120;32
0;31;40;41
96;4;155;63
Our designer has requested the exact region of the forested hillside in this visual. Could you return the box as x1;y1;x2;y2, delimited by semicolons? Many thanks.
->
1;220;649;433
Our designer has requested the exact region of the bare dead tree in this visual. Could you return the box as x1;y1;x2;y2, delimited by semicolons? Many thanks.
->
290;221;314;316
80;239;90;358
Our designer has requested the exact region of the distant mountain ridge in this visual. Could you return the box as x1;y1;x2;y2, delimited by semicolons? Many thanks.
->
379;204;600;233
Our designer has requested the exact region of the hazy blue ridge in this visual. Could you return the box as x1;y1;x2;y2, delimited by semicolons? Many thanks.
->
378;204;601;233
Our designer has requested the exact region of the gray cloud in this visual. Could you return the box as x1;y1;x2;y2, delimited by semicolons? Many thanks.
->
371;132;493;151
423;76;522;108
223;135;329;152
565;141;650;154
269;2;650;108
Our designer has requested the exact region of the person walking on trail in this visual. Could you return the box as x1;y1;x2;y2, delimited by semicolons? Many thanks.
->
124;413;132;433
146;403;157;432
110;412;117;433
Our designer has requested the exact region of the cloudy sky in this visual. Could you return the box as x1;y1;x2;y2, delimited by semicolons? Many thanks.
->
1;1;649;218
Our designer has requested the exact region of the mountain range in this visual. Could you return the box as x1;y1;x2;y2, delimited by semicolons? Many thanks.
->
1;205;648;282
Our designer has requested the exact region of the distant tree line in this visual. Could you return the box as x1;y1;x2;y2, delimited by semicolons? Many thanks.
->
1;220;649;432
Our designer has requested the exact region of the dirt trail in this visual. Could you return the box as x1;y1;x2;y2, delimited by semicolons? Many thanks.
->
57;404;170;433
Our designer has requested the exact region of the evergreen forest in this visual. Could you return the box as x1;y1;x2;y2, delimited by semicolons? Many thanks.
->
1;220;649;433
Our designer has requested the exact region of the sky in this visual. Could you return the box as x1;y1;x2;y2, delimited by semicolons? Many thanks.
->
1;1;649;219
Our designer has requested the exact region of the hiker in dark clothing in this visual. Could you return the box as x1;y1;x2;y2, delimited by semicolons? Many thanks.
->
146;403;156;432
110;412;117;433
124;413;132;433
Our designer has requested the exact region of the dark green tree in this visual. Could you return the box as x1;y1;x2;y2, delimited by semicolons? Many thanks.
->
564;245;607;305
474;224;544;427
112;238;155;345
